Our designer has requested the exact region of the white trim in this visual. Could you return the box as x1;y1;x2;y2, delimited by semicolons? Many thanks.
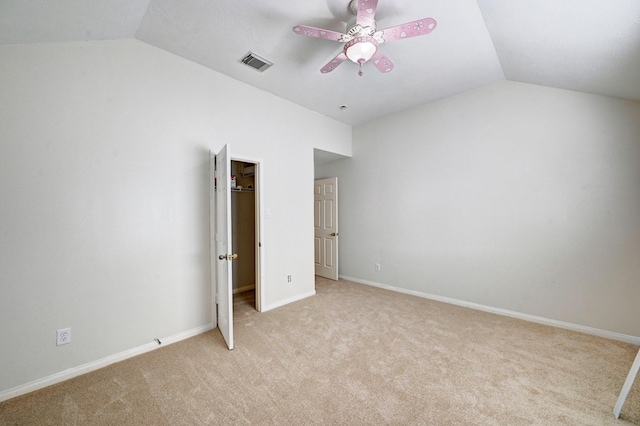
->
230;153;265;313
0;323;214;403
340;275;640;345
261;290;316;312
233;285;256;294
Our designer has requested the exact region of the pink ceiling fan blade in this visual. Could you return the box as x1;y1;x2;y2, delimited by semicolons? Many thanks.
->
292;25;349;42
321;52;348;73
378;18;437;43
356;0;378;28
371;50;394;73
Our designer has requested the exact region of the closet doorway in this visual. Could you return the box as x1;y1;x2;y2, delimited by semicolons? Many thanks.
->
230;159;262;312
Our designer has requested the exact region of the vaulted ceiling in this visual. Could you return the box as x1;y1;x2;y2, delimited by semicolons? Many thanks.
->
1;0;639;125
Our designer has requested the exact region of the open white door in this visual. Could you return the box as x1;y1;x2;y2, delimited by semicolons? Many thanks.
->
314;177;339;280
614;348;640;418
213;144;234;350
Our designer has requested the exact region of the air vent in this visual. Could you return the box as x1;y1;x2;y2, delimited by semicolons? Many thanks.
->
239;52;273;72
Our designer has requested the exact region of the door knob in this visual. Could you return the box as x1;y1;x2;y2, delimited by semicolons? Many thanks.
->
330;232;339;237
218;253;239;261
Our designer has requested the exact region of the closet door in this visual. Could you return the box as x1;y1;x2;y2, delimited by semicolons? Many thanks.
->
213;144;234;350
314;177;339;280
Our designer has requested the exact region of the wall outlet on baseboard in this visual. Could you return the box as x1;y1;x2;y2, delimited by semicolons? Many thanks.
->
56;328;71;346
375;263;381;272
287;275;292;283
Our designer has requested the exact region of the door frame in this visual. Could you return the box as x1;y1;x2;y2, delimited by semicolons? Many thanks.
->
231;154;264;312
211;151;265;337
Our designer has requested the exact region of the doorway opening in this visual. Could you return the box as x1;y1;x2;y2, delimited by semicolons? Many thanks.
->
230;159;262;313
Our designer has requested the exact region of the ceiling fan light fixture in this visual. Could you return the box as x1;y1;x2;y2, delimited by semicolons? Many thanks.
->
345;36;378;64
292;0;437;76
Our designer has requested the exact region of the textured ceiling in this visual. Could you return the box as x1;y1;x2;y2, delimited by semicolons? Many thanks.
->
1;0;639;125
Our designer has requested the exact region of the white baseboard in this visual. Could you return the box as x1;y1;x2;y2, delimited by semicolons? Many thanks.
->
233;285;255;294
340;275;640;346
261;290;316;312
0;323;214;403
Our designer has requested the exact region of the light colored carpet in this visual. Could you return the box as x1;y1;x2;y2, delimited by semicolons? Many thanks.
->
1;277;638;425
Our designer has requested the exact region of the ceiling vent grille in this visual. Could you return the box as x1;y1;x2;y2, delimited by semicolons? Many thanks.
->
239;52;273;72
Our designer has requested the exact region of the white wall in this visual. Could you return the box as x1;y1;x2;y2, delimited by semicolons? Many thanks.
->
0;39;350;395
317;81;640;337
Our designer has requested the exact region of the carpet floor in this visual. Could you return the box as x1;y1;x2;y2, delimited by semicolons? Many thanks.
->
1;277;638;425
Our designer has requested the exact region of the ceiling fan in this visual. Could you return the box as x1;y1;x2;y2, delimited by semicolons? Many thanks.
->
293;0;437;76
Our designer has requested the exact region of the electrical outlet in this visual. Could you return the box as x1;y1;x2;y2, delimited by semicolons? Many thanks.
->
375;263;381;272
56;328;71;346
287;275;292;283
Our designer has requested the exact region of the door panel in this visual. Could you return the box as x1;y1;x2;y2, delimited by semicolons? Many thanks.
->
324;242;334;268
214;144;234;350
314;237;321;264
314;177;338;280
324;199;334;228
314;199;321;228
